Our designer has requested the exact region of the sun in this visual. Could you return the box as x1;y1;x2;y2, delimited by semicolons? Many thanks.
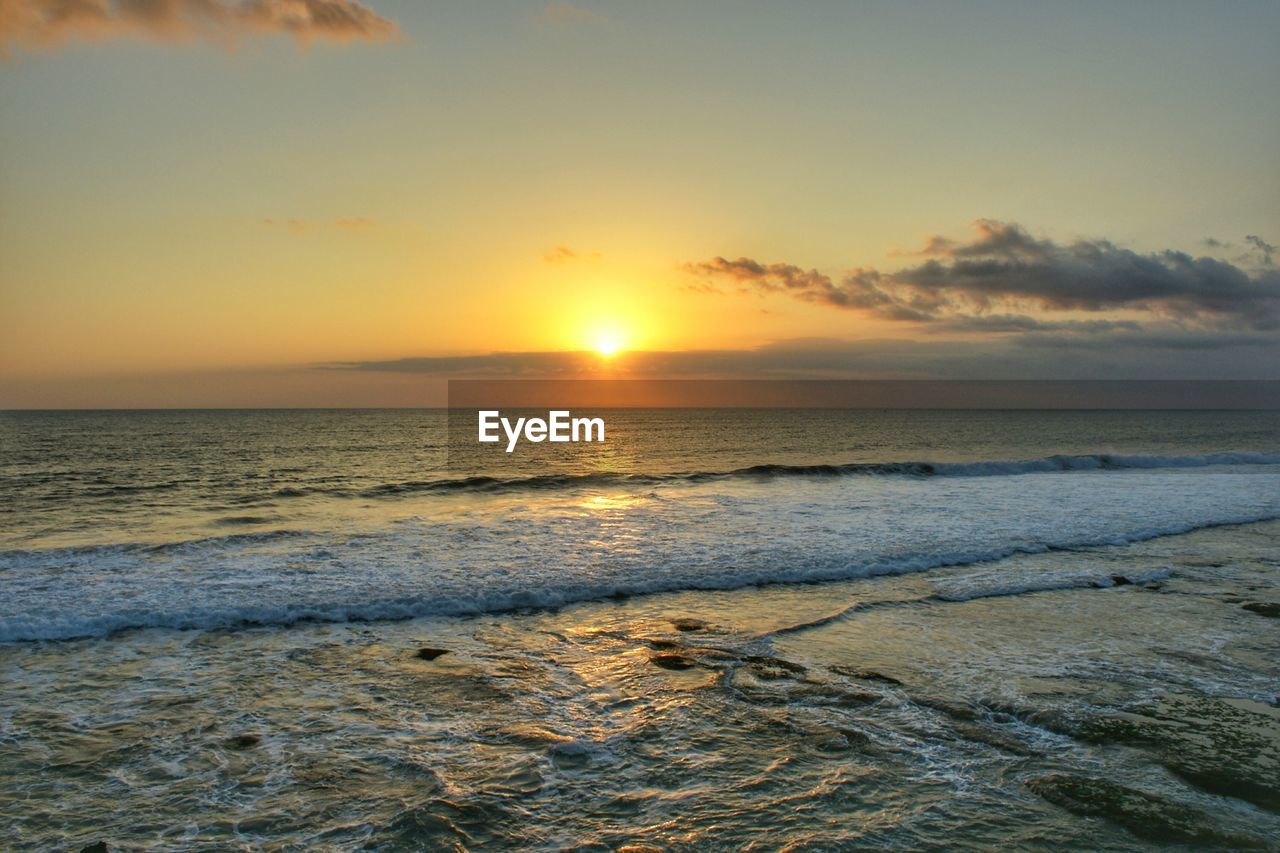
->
592;331;623;357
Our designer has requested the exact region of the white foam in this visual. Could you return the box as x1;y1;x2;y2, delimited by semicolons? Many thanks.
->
932;567;1175;602
1;461;1276;642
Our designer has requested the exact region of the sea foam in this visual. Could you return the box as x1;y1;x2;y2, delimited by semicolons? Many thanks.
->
1;457;1276;642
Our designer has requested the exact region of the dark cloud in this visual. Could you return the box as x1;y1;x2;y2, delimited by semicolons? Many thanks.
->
686;221;1280;331
24;335;1265;408
0;0;399;53
931;315;1141;334
1014;329;1278;352
1246;235;1276;266
324;330;1280;382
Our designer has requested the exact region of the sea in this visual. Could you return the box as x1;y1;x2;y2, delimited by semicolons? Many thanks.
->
1;409;1278;849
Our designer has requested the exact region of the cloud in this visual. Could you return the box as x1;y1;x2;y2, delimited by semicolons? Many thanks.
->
929;315;1141;334
1246;235;1276;266
334;216;376;231
323;330;1280;382
261;217;309;234
685;221;1280;331
12;349;1277;408
543;245;602;264
325;351;603;377
260;216;376;234
539;2;605;25
1;0;399;54
11;338;1275;408
1015;329;1278;352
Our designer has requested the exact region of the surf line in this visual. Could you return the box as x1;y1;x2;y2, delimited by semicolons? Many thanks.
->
478;410;606;453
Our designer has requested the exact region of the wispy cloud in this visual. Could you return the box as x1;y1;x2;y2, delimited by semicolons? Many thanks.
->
685;221;1280;332
1;0;400;55
1246;235;1276;266
543;245;601;264
538;2;605;26
261;217;309;235
261;216;377;235
334;216;377;232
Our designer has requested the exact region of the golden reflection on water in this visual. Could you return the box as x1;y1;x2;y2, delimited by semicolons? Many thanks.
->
578;493;647;512
574;493;651;556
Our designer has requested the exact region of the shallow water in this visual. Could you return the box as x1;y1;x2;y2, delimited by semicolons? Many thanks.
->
2;522;1278;849
1;410;1278;848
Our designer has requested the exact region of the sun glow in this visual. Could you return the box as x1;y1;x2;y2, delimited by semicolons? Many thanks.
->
593;332;623;357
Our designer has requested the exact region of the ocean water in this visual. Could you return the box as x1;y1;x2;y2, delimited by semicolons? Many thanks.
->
1;409;1278;849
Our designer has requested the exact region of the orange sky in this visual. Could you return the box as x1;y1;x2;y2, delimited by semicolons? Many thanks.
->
1;1;1278;406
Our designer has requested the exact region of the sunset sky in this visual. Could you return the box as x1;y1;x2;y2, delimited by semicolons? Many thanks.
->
2;0;1278;406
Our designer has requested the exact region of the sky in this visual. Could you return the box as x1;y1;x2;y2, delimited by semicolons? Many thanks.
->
1;0;1278;406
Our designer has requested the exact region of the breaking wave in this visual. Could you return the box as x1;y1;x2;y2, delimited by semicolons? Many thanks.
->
2;449;1276;643
0;514;1272;643
355;451;1280;498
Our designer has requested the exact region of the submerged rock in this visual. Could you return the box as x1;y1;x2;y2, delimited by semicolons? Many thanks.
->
950;720;1034;756
1063;711;1175;747
731;674;880;708
743;655;806;672
671;618;710;632
224;734;260;750
548;739;594;769
911;696;983;722
1027;774;1263;846
374;799;491;849
649;653;696;670
1052;694;1280;813
1243;601;1280;618
829;665;902;685
80;843;109;853
743;655;808;681
813;732;856;753
415;647;450;661
1152;695;1280;812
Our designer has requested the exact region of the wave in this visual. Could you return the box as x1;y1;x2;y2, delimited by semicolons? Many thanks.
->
50;451;1267;505
214;515;281;527
930;566;1175;602
761;567;1176;638
351;451;1280;498
0;528;308;571
0;514;1272;643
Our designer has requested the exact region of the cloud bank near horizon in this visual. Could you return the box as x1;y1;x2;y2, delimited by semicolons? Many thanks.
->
0;0;399;53
7;336;1279;408
324;333;1280;382
684;221;1280;333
